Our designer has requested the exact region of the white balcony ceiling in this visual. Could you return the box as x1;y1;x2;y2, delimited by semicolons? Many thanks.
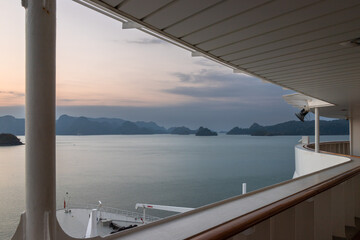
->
81;0;360;118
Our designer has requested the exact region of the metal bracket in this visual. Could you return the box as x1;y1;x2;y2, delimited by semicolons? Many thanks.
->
42;0;50;13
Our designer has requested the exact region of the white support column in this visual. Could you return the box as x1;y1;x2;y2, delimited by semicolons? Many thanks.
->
315;107;320;153
24;0;56;239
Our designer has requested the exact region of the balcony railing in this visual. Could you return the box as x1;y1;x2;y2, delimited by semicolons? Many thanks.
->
65;203;161;223
190;141;359;240
12;141;360;240
306;141;350;155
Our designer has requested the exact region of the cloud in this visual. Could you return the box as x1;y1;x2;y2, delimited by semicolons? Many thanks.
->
165;86;240;98
58;98;77;102
164;85;285;105
56;97;151;106
165;69;292;108
0;91;25;97
172;69;254;84
126;38;165;45
172;72;192;82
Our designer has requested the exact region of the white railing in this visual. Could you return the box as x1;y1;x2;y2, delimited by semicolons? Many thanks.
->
64;203;161;223
294;143;351;178
306;141;350;155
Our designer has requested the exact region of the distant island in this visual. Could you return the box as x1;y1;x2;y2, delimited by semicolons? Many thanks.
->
0;115;349;136
0;133;23;146
196;127;218;136
227;120;349;136
169;126;196;135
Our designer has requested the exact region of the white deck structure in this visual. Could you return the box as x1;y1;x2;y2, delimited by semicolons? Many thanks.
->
57;204;160;238
12;0;360;239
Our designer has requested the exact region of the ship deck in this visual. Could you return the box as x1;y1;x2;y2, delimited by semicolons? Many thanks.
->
56;207;152;238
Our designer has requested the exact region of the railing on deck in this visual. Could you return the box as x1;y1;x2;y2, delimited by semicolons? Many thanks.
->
306;141;350;155
190;165;360;240
190;142;360;240
66;203;161;223
12;142;360;240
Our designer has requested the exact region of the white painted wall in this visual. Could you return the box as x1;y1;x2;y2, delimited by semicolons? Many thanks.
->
293;145;350;178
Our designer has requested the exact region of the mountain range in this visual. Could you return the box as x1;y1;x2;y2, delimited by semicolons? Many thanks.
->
0;115;349;136
56;115;168;135
227;120;349;136
0;115;191;135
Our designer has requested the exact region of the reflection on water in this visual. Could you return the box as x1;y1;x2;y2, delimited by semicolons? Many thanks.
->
0;134;348;239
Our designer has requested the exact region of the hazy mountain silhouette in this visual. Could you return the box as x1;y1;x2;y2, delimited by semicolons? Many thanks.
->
227;120;348;136
0;115;25;135
56;115;166;135
0;115;349;136
0;115;167;135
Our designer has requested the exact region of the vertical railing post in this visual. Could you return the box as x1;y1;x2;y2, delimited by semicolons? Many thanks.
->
315;107;320;153
331;184;346;238
24;0;56;239
354;175;360;218
295;200;314;240
350;118;353;155
270;208;295;240
314;190;332;240
344;179;356;228
242;183;247;194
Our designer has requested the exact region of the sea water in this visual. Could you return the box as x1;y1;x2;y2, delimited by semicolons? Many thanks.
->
0;134;348;239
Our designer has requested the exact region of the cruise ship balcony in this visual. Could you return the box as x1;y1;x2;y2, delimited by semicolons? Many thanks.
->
13;0;360;239
111;142;360;240
12;140;359;240
307;141;350;156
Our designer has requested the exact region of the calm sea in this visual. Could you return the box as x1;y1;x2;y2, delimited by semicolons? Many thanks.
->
0;134;348;239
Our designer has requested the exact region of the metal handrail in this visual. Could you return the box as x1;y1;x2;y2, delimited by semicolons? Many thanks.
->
188;164;360;240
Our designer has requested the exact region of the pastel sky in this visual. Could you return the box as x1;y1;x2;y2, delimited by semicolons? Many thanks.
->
0;0;300;130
